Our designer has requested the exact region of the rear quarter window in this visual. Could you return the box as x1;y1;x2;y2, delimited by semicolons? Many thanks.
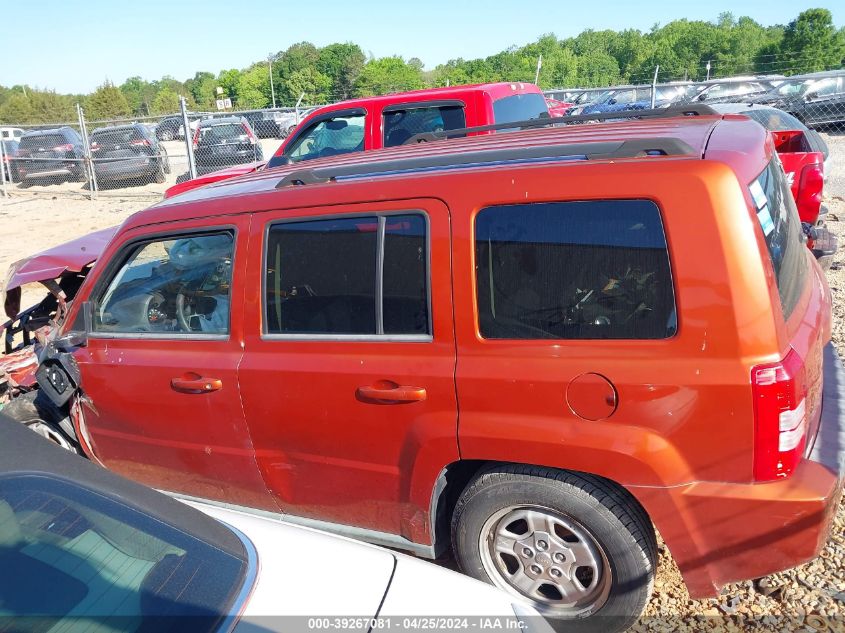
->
475;200;676;340
492;93;549;125
750;158;809;321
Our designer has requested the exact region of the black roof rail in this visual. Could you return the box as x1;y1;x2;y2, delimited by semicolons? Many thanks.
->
403;104;720;145
275;137;696;189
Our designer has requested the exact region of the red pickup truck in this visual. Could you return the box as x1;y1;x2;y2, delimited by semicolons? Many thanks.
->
164;82;549;198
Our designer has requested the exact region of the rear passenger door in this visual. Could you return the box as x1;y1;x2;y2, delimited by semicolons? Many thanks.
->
239;199;458;539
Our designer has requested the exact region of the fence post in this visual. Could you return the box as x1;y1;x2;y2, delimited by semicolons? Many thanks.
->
651;65;660;109
181;95;197;180
295;92;305;125
77;103;98;200
0;139;7;198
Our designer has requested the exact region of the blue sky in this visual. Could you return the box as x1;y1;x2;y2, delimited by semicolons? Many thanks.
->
2;0;840;93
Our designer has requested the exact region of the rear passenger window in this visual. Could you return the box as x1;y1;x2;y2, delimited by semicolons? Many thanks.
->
475;201;676;340
265;214;429;337
383;105;466;146
750;158;809;320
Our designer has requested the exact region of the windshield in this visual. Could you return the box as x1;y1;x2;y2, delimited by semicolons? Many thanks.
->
0;474;250;632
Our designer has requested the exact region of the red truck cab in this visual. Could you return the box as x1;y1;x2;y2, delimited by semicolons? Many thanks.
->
164;82;548;198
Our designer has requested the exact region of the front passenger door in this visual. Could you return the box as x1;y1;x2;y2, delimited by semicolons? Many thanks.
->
72;216;277;512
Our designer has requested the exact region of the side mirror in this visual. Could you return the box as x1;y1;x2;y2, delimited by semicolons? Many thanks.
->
56;301;92;350
698;94;707;101
608;99;617;105
805;91;818;100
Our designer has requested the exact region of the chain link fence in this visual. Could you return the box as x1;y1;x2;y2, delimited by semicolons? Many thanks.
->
0;69;842;200
0;101;315;199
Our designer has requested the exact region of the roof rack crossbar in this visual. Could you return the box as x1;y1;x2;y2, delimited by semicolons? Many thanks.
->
275;137;696;189
403;104;720;145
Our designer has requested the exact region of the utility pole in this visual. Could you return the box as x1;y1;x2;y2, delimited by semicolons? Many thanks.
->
534;54;543;85
268;53;276;109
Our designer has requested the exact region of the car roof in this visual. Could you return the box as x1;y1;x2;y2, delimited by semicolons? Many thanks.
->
90;123;144;134
0;414;246;559
199;116;244;126
303;82;542;116
138;114;750;224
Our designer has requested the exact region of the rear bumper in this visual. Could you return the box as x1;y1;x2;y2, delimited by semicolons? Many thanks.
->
93;158;155;181
636;343;844;598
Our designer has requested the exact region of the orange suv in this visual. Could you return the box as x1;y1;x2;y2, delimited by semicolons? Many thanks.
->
32;108;843;630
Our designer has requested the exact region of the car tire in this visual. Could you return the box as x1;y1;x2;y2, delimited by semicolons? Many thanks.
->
451;465;656;633
2;391;80;454
159;129;174;142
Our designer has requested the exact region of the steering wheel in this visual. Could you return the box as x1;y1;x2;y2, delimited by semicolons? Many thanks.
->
175;292;196;332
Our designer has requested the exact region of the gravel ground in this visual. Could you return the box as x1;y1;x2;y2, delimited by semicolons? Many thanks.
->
0;130;843;631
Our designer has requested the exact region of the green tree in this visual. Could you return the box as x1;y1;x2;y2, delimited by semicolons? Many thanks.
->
0;93;34;124
317;43;365;99
150;87;180;115
285;68;332;104
235;65;271;109
119;76;156;116
185;71;217;110
779;9;845;74
86;81;130;120
354;57;424;97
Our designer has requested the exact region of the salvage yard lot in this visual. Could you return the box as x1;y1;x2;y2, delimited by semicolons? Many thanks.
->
1;132;844;629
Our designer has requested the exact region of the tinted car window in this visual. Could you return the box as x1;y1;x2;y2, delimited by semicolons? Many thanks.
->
493;93;548;125
383;214;429;334
91;127;145;145
95;232;234;335
0;474;247;632
285;114;365;163
19;134;68;150
750;158;809;320
743;108;805;131
475;200;676;340
265;214;429;336
198;123;248;144
383;105;466;147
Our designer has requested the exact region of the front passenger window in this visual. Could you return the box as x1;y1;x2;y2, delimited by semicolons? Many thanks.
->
286;114;365;163
95;232;234;335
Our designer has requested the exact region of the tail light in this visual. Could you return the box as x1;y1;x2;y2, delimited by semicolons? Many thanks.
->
242;124;256;143
796;163;824;224
192;127;201;149
130;139;151;147
752;349;809;481
90;141;100;152
53;143;74;152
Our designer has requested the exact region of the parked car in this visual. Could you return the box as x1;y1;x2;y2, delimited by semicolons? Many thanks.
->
10;127;86;185
19;107;843;631
242;110;282;139
0;126;24;141
745;71;845;128
1;139;17;181
89;123;170;185
192;116;264;176
155;115;199;141
545;97;574;117
684;78;777;104
164;82;550;198
0;414;542;631
572;87;680;115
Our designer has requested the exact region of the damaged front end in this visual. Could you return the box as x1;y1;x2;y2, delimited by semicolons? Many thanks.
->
0;227;115;408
